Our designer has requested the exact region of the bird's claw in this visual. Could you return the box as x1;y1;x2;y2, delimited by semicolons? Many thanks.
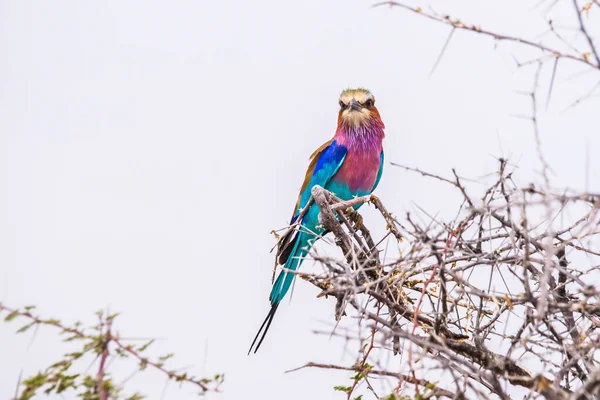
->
352;213;364;230
345;207;363;230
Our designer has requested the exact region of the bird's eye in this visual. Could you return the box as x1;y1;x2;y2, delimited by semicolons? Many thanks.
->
365;99;374;108
339;101;346;109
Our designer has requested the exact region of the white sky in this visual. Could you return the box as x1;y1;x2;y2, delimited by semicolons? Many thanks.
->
1;1;599;399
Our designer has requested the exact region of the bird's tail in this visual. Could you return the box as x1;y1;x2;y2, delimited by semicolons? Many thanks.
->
248;231;310;354
269;230;310;305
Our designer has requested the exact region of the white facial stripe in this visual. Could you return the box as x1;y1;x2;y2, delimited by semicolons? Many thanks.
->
339;90;374;106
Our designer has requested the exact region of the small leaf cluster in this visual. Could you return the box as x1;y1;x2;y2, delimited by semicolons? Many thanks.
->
1;304;223;399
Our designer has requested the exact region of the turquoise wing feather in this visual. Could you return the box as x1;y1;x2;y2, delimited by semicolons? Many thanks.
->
372;151;384;192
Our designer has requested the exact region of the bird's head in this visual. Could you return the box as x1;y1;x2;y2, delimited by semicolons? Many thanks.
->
337;88;384;129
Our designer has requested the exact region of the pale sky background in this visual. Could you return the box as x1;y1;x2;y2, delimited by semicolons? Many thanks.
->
1;1;599;399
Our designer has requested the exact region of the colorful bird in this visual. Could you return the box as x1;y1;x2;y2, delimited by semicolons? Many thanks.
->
249;88;385;353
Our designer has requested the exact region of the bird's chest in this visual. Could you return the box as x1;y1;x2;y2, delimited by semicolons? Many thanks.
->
329;150;381;198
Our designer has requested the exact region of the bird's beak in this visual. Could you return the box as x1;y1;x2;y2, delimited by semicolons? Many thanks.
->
349;99;362;111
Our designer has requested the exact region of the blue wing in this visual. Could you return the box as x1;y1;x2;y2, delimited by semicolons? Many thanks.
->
290;139;348;223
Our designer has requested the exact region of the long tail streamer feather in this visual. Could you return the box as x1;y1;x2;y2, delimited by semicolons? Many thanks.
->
248;304;279;354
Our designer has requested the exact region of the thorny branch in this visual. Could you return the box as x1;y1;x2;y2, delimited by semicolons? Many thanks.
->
290;167;600;398
374;1;600;71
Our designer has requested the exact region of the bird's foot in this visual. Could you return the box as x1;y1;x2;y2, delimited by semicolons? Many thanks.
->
346;207;363;230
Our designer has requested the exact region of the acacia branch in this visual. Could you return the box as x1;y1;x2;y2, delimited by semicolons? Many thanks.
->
292;159;600;398
374;1;600;70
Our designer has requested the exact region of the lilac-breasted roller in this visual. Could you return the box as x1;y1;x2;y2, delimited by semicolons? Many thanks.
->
249;88;385;353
